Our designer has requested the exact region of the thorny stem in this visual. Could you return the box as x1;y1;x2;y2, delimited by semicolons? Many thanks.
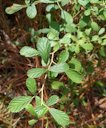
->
40;51;55;105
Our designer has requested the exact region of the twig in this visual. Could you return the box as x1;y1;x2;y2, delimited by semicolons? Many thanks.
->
40;51;55;105
88;98;97;126
13;118;20;128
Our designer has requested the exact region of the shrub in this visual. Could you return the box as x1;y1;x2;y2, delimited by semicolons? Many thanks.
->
6;0;106;127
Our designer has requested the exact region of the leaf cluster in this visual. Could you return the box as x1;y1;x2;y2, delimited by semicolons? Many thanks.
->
6;0;106;127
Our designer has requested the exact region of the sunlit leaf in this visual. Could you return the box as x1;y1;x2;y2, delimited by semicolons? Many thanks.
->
28;119;38;126
35;105;48;118
20;46;38;57
40;0;61;3
70;58;82;72
46;95;59;106
51;81;64;90
49;108;70;126
61;10;73;25
25;0;30;5
46;4;59;12
37;37;51;64
59;33;71;44
78;0;89;6
91;22;99;31
35;96;48;118
27;68;46;78
80;43;93;51
65;69;83;83
49;63;69;73
8;96;32;113
47;28;59;40
26;4;37;19
26;78;37;95
61;0;69;6
98;28;105;35
5;4;25;14
58;50;69;62
25;104;37;117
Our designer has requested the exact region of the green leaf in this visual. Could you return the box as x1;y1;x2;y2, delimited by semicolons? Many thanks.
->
79;19;87;28
61;0;69;6
35;96;48;118
37;37;51;64
25;0;30;5
102;39;106;45
49;63;69;73
50;21;60;32
85;28;91;36
80;43;93;51
5;4;25;14
47;28;59;40
49;108;70;127
25;104;38;117
61;10;73;25
46;95;59;106
46;4;59;12
28;119;38;126
91;22;99;31
27;68;46;78
51;81;64;90
40;0;61;3
49;71;58;78
53;42;60;52
36;96;42;107
84;9;91;16
8;96;32;113
103;10;106;19
99;46;106;57
91;35;99;42
59;33;71;44
26;78;37;95
37;28;49;34
65;24;77;33
26;4;37;19
89;0;99;3
98;28;105;35
78;0;89;6
65;69;83;83
35;105;48;118
75;45;80;53
70;57;82;72
20;46;38;57
58;50;69;62
36;96;46;106
40;0;52;3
